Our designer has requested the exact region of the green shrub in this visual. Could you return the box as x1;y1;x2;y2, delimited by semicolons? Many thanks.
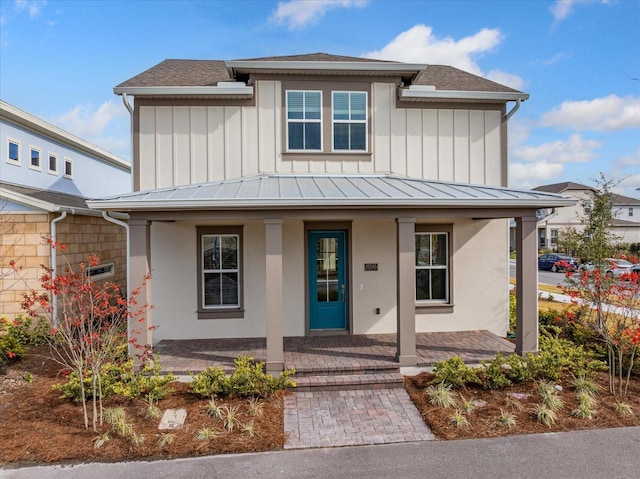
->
0;315;51;365
189;355;295;398
431;356;480;389
477;354;513;389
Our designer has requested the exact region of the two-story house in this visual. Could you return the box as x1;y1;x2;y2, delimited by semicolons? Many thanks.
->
1;100;131;318
534;181;640;250
89;53;573;372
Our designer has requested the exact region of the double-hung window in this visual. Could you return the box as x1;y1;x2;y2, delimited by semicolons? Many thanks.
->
415;231;450;303
199;227;242;317
332;91;367;151
7;139;20;165
30;147;41;170
49;153;58;174
286;91;322;151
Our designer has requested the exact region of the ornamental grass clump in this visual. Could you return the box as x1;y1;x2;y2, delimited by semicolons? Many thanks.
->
496;409;516;428
449;410;471;428
425;383;458;409
532;404;557;428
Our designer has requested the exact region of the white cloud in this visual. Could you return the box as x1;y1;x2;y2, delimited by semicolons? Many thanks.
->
53;100;129;140
509;161;565;189
364;25;525;89
270;0;368;29
550;0;575;22
14;0;46;18
540;95;640;132
513;134;601;164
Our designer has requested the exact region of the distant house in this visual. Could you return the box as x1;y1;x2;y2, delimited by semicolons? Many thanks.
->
88;53;573;371
533;181;640;250
0;100;131;319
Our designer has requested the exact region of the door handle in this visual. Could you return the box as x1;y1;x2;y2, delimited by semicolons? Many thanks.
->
341;284;346;303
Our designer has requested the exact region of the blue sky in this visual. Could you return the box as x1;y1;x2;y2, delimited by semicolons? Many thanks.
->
1;0;639;196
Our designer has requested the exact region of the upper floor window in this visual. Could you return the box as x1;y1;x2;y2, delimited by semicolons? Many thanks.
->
332;91;367;151
29;147;41;170
630;208;634;217
48;153;58;175
286;91;322;151
63;158;73;179
7;139;20;165
584;200;592;213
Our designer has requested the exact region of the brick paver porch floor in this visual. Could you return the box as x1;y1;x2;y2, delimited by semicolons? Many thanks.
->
155;330;515;374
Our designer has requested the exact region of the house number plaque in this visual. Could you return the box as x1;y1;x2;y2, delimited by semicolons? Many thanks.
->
364;263;378;271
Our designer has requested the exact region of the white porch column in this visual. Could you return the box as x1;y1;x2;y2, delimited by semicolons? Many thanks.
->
265;219;284;374
397;217;417;366
515;215;538;355
129;219;152;357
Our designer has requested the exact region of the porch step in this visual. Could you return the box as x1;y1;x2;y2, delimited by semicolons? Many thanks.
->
291;363;401;377
291;372;405;391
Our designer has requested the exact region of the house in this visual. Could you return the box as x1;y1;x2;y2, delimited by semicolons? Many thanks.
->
533;181;640;250
0;100;131;319
88;53;574;372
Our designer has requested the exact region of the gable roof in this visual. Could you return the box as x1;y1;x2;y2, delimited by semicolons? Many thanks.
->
533;182;592;194
114;53;527;102
611;193;640;206
87;174;574;212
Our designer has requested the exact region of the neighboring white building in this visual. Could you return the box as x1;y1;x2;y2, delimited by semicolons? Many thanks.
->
88;53;573;371
533;181;640;250
0;100;131;318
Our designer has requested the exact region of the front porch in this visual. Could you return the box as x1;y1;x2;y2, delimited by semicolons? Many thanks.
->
154;330;515;375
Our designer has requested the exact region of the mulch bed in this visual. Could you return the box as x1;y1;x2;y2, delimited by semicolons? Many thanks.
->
405;371;640;440
0;346;285;465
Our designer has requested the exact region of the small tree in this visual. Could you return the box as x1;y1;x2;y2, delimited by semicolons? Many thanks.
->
556;226;582;257
21;239;152;430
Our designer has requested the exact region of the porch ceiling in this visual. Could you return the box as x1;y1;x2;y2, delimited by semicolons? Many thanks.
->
87;174;575;212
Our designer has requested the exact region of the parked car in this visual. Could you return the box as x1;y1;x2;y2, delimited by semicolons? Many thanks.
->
537;253;578;272
579;258;634;279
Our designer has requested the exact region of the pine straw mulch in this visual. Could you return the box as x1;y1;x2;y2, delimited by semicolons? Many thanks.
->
0;346;285;466
405;370;640;440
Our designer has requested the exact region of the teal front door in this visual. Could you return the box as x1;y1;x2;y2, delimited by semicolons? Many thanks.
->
308;230;348;330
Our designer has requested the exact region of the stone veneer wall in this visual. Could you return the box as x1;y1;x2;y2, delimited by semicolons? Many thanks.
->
0;212;127;319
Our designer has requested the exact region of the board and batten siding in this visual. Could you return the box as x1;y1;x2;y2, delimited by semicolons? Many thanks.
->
136;81;504;191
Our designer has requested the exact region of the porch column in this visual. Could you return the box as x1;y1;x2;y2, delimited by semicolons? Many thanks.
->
397;217;417;366
265;219;284;374
129;219;152;358
515;215;538;355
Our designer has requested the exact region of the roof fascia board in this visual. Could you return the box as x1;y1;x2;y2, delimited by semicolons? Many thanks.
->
113;85;254;97
225;60;427;76
0;101;131;171
399;89;529;102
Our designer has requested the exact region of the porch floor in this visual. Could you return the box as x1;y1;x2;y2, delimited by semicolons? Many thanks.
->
154;331;515;374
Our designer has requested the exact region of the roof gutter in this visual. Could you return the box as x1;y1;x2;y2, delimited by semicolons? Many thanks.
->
225;60;428;78
398;86;529;102
113;84;253;97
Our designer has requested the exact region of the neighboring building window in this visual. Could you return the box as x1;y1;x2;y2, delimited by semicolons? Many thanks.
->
286;90;322;151
584;200;592;213
415;231;449;303
332;91;367;151
63;158;73;178
29;147;41;170
86;263;114;281
7;139;20;165
197;226;244;318
629;207;634;217
550;229;558;245
48;153;58;174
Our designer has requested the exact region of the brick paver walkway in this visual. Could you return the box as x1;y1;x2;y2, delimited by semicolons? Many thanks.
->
283;389;435;449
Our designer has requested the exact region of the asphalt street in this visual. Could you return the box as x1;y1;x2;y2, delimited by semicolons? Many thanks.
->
2;427;639;479
509;261;569;287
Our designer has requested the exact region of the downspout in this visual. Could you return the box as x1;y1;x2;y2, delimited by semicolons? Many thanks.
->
50;210;68;326
101;211;131;347
504;98;522;121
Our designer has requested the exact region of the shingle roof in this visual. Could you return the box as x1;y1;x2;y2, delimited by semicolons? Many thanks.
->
87;174;574;211
533;182;592;194
0;181;90;210
611;193;640;206
116;53;523;94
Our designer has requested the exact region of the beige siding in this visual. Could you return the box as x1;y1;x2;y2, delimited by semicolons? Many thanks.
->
137;80;505;190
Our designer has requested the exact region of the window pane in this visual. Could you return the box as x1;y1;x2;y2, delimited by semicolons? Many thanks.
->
334;123;349;150
431;270;447;300
203;236;219;270
416;270;431;301
204;273;221;306
350;123;366;150
65;161;72;176
31;149;40;167
316;281;327;302
288;123;304;150
305;122;321;150
431;234;448;266
287;91;303;119
49;155;57;171
327;281;339;301
9;141;18;161
305;92;321;120
221;236;238;269
415;235;431;266
333;92;349;120
350;93;366;121
221;273;239;305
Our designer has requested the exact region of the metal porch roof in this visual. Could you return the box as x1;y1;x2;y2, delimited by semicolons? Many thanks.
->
87;175;575;212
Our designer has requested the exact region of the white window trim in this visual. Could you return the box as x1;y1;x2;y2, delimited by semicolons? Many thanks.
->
285;90;323;152
7;138;20;165
415;231;450;304
63;158;73;179
331;91;368;153
48;152;58;175
29;146;42;171
201;233;241;309
86;263;115;281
